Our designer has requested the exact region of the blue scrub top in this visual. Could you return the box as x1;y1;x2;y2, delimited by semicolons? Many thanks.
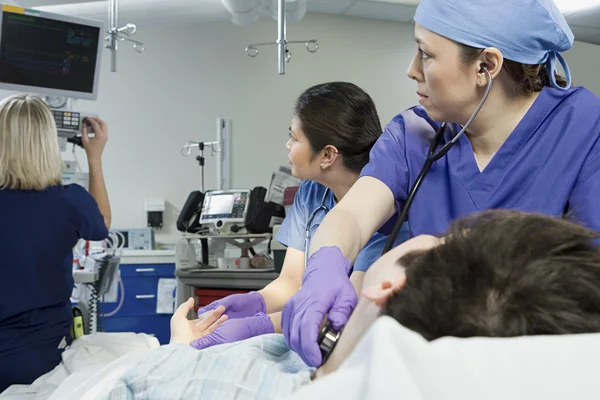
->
0;184;108;352
360;86;600;236
276;180;410;272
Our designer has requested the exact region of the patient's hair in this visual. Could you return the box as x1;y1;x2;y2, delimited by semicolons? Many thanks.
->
382;210;600;340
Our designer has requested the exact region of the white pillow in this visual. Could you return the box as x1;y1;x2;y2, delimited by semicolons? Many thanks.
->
288;316;600;400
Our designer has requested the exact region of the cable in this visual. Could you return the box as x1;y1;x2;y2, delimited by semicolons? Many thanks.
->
101;275;125;318
87;282;99;334
382;68;493;254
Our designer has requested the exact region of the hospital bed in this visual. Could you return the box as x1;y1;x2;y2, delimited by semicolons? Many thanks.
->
2;316;600;400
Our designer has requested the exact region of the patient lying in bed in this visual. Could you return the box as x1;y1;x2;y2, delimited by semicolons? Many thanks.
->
106;210;600;399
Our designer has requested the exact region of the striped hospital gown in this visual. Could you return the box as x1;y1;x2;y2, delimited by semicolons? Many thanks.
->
105;334;314;400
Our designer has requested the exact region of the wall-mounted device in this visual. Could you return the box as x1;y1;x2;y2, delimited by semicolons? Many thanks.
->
62;171;89;191
111;228;154;250
52;110;98;135
62;160;89;190
0;4;104;100
200;189;251;235
145;197;165;229
51;109;99;151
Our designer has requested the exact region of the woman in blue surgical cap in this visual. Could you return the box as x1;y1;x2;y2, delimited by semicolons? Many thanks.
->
282;0;600;367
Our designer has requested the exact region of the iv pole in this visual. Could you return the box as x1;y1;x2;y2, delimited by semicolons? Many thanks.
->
277;0;286;74
180;118;232;191
245;0;318;75
106;0;145;72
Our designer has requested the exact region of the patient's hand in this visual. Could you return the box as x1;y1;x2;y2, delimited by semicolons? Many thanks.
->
170;298;228;345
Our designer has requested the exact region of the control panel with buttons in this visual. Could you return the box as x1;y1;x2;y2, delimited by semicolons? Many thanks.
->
51;109;99;135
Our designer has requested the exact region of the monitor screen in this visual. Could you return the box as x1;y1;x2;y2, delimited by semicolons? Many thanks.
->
0;6;103;99
201;191;248;221
204;194;235;217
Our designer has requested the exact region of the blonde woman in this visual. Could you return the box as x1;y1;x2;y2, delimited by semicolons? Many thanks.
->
0;94;110;392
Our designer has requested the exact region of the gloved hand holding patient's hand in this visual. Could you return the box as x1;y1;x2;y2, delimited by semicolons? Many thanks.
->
170;298;228;345
196;291;266;320
281;246;357;367
190;312;274;350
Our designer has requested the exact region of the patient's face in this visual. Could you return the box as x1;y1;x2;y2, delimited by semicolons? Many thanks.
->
317;235;441;377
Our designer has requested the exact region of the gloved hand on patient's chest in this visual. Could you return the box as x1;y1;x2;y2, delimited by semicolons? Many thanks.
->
190;312;274;350
281;246;358;367
196;291;266;320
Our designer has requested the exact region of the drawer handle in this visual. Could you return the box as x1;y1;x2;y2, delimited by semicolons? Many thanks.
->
135;268;155;273
136;295;156;299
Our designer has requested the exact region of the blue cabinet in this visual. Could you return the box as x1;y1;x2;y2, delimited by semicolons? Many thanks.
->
102;262;176;344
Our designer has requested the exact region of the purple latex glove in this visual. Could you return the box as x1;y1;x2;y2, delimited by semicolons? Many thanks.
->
190;312;274;350
196;291;266;320
281;246;358;367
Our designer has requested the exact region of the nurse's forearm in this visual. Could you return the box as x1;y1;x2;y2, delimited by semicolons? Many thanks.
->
269;312;282;334
308;207;366;262
88;160;111;229
308;176;397;261
259;276;300;313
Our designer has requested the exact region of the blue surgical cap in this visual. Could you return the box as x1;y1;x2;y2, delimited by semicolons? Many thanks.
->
414;0;575;90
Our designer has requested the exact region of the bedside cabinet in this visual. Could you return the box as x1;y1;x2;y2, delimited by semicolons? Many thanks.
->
102;250;176;344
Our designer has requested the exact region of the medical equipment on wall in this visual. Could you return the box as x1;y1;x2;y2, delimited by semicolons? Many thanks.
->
73;231;124;334
181;118;232;191
62;159;89;190
145;198;165;229
111;228;155;250
51;109;100;151
233;0;318;75
382;67;494;253
0;4;103;99
0;4;105;153
105;0;144;73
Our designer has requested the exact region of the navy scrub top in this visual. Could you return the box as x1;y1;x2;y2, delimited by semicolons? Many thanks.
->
0;184;108;356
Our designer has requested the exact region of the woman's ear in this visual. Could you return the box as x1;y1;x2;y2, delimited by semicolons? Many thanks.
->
320;145;339;170
477;47;503;86
361;272;407;308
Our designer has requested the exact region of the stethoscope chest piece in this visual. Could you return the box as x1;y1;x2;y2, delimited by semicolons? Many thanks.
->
318;321;342;364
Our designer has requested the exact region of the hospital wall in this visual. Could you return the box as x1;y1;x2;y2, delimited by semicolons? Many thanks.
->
5;13;600;244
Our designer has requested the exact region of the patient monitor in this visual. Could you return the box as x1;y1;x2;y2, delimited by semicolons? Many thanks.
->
0;4;104;150
0;4;104;99
200;189;251;235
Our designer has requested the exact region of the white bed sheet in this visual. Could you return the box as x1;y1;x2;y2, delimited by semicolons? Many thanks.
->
5;317;600;400
287;316;600;400
0;332;159;400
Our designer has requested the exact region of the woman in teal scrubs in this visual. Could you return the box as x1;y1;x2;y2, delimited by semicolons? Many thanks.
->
190;82;409;349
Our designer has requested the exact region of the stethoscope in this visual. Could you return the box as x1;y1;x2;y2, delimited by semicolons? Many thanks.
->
316;66;494;364
304;188;331;267
381;66;493;253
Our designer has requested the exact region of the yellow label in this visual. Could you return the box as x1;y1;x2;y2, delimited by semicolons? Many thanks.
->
1;5;25;14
